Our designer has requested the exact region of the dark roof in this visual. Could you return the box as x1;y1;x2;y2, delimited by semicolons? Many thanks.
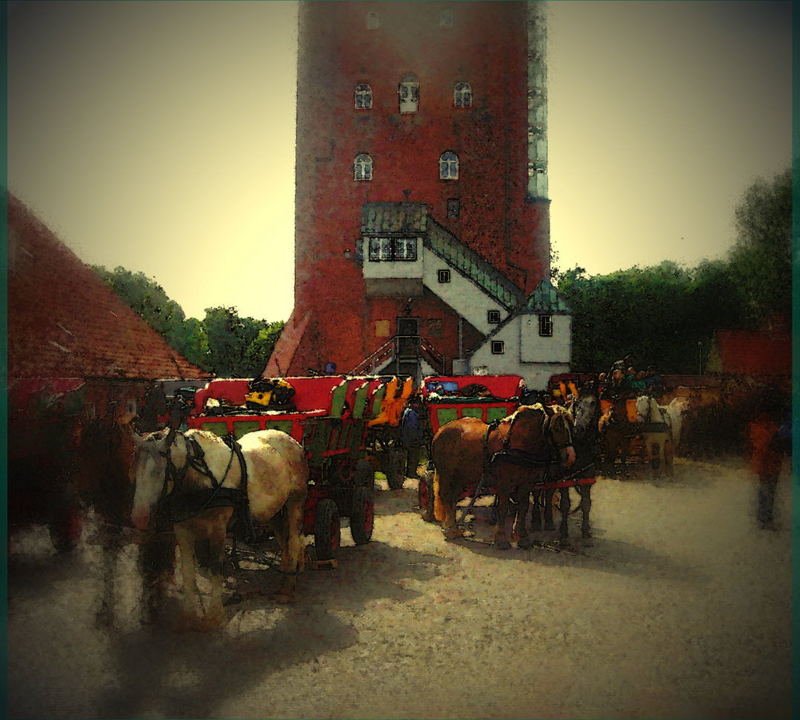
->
8;193;207;381
519;278;571;314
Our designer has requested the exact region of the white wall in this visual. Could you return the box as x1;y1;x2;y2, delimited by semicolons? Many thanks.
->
469;314;572;391
361;237;423;279
421;248;506;334
520;314;571;363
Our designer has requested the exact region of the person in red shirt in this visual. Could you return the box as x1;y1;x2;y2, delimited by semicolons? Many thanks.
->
746;392;787;530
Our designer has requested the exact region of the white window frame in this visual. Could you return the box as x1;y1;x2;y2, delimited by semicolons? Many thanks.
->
454;81;472;108
366;11;379;29
439;151;459;180
354;153;373;181
355;83;373;109
399;76;419;114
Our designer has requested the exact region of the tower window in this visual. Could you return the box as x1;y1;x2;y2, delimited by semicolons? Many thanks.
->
487;310;501;325
355;83;373;109
454;82;472;108
368;237;417;262
439;10;454;28
354;153;373;181
538;314;553;337
439;151;459;180
437;269;451;283
491;341;505;355
366;11;379;30
399;74;419;114
447;198;460;218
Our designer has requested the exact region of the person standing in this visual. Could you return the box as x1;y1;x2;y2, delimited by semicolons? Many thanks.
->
400;395;425;479
746;394;786;530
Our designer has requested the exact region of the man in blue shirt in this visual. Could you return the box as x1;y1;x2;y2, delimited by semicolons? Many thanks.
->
400;395;425;479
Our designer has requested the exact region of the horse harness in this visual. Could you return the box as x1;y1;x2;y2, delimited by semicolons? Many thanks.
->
457;407;571;523
156;430;254;536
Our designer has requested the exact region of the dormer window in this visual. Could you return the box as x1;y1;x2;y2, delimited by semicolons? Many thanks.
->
354;153;373;181
399;74;419;114
439;151;459;180
355;83;373;109
454;82;472;108
366;11;379;29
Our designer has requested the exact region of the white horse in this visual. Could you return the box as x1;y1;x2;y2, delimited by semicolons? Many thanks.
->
131;428;308;630
661;397;689;454
635;395;674;477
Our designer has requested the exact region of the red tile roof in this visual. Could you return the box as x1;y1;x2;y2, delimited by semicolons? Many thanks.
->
8;193;207;382
714;329;791;376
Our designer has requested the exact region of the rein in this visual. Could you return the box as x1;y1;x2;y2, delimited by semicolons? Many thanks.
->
156;431;251;530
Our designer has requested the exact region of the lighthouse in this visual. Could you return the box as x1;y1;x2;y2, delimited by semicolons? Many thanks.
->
267;1;571;390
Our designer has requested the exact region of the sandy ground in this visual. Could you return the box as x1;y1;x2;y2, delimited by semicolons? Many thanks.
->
7;456;794;720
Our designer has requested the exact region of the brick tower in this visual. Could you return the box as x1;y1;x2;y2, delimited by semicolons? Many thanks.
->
268;0;570;389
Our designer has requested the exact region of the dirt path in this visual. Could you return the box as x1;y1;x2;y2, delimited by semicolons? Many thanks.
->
8;457;793;719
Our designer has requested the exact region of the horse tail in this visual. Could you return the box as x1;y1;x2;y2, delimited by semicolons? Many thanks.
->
432;470;446;523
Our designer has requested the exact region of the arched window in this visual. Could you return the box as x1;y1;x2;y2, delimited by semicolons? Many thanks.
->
366;11;379;30
354;153;373;181
355;83;372;109
439;151;459;180
454;81;472;108
439;9;454;28
398;74;419;114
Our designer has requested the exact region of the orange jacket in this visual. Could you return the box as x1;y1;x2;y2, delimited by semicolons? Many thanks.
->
747;417;782;476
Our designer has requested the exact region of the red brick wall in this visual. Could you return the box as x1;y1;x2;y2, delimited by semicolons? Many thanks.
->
291;1;548;373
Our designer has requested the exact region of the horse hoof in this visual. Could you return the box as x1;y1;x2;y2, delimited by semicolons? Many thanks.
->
517;536;533;550
495;539;512;551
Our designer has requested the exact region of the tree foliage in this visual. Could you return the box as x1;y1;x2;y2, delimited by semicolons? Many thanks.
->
92;266;283;376
555;167;790;373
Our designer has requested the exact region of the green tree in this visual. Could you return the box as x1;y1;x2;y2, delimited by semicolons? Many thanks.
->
727;167;792;325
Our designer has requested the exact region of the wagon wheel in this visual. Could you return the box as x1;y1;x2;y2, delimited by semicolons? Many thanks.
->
354;458;375;488
350;486;375;545
314;499;340;561
386;448;406;490
418;471;435;522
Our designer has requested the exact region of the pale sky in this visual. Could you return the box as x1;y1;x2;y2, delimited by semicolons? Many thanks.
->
8;1;793;322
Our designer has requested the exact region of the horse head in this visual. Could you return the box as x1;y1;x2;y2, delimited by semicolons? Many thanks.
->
571;390;600;440
130;428;187;531
545;406;576;468
635;395;658;424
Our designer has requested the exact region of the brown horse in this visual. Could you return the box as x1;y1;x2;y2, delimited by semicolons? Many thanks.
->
431;405;576;549
598;397;634;475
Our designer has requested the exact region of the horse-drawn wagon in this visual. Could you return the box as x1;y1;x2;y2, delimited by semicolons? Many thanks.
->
186;374;403;561
416;374;596;546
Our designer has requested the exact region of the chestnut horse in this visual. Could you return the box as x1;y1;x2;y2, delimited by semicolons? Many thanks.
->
131;428;308;630
431;405;576;549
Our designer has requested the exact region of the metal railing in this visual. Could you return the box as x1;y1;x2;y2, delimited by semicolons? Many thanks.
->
425;220;523;311
350;335;447;376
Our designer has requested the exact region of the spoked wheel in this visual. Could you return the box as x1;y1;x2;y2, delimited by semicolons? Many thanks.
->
314;499;340;561
418;471;435;522
350;486;375;545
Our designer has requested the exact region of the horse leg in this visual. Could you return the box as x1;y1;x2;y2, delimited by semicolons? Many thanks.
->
437;470;464;540
493;492;512;550
558;487;571;541
174;523;204;629
275;492;305;603
138;534;176;626
513;488;533;549
202;508;233;628
543;488;555;531
579;484;592;539
96;526;122;628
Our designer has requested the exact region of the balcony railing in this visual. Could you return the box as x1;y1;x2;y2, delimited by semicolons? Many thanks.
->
350;335;447;376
